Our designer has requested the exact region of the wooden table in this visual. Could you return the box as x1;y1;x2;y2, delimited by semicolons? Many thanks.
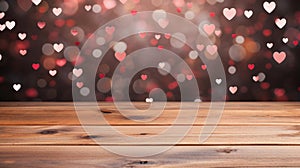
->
0;102;300;167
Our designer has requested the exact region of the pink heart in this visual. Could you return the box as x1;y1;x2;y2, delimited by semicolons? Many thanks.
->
196;44;204;51
56;59;66;67
76;82;84;88
37;21;46;29
115;52;126;62
206;45;217;55
105;26;115;35
19;49;27;56
141;74;147;80
229;86;238;94
223;8;236;20
273;51;286;64
186;75;193;80
203;24;215;35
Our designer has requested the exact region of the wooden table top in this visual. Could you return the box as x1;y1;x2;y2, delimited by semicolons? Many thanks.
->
0;102;300;167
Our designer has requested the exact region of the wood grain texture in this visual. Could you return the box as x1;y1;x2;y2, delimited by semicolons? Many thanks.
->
0;102;300;167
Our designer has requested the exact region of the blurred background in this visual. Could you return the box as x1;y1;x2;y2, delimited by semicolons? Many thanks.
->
0;0;299;101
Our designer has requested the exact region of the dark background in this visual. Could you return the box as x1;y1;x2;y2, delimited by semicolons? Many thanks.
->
0;0;299;101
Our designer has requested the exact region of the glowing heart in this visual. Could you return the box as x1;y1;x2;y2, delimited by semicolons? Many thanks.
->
145;97;153;103
215;78;222;85
5;21;15;30
84;5;91;11
158;62;165;68
138;32;146;38
76;82;84;88
32;0;42;6
52;8;62;16
263;1;276;13
32;63;40;70
56;59;66;67
282;37;288;44
155;34;161;40
19;49;27;56
115;52;126;62
0;24;5;31
164;33;171;39
203;24;215;35
73;68;83;77
49;70;57;76
248;64;255;70
105;26;115;35
196;44;204;51
273;51;286;64
275;18;286;29
186;75;193;80
201;64;207;70
13;84;21;91
18;33;26;40
206;45;217;55
0;12;4;19
37;21;46;29
0;54;2;61
223;8;236;20
53;43;64;52
252;76;259;82
244;10;253;18
229;86;238;94
141;74;147;80
214;30;222;36
266;42;273;48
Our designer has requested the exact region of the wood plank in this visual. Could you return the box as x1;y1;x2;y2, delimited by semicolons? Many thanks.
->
0;146;300;167
0;102;300;125
0;125;300;145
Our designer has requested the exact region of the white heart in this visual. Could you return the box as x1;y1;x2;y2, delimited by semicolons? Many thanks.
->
13;84;21;91
53;43;64;52
215;78;222;85
32;0;42;6
266;42;273;48
0;54;2;61
244;10;253;18
73;68;83;77
0;12;5;19
84;5;91;11
223;8;236;20
52;8;62;16
18;33;27;40
275;18;286;29
252;76;259;82
282;37;288;44
0;24;5;31
155;34;161;40
158;62;165;68
263;1;276;13
5;21;15;30
49;70;57;76
145;98;153;103
229;86;238;94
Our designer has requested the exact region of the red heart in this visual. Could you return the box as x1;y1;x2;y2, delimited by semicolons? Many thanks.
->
248;64;255;70
32;63;40;70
